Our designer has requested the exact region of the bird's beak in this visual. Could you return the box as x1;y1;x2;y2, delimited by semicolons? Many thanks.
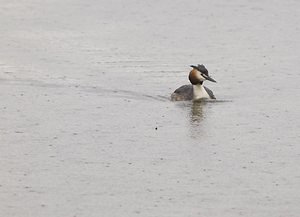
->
203;74;217;83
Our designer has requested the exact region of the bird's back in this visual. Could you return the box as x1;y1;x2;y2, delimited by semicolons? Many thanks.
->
203;86;216;99
171;84;193;101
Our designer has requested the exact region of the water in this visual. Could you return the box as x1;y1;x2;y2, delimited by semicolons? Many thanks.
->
0;0;300;216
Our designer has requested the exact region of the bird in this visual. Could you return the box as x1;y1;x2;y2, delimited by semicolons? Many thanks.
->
171;64;216;101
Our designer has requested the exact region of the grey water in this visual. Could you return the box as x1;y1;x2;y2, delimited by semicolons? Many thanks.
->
0;0;300;216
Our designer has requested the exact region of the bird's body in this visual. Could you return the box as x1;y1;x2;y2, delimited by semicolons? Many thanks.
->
171;84;216;101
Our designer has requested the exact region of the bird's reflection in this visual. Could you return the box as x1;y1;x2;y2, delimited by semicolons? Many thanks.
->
189;100;208;139
174;100;209;138
190;100;206;124
174;99;225;139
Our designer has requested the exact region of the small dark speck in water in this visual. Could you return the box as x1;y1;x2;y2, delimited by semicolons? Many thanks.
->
155;127;158;130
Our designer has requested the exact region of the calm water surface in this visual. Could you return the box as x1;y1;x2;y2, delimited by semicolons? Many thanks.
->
0;0;299;217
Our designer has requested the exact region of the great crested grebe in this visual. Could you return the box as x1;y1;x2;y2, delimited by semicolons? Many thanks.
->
171;64;216;101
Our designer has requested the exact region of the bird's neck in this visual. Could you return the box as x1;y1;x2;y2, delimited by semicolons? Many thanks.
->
192;83;208;100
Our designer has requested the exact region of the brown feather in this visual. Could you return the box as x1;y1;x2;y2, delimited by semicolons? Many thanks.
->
188;69;202;85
